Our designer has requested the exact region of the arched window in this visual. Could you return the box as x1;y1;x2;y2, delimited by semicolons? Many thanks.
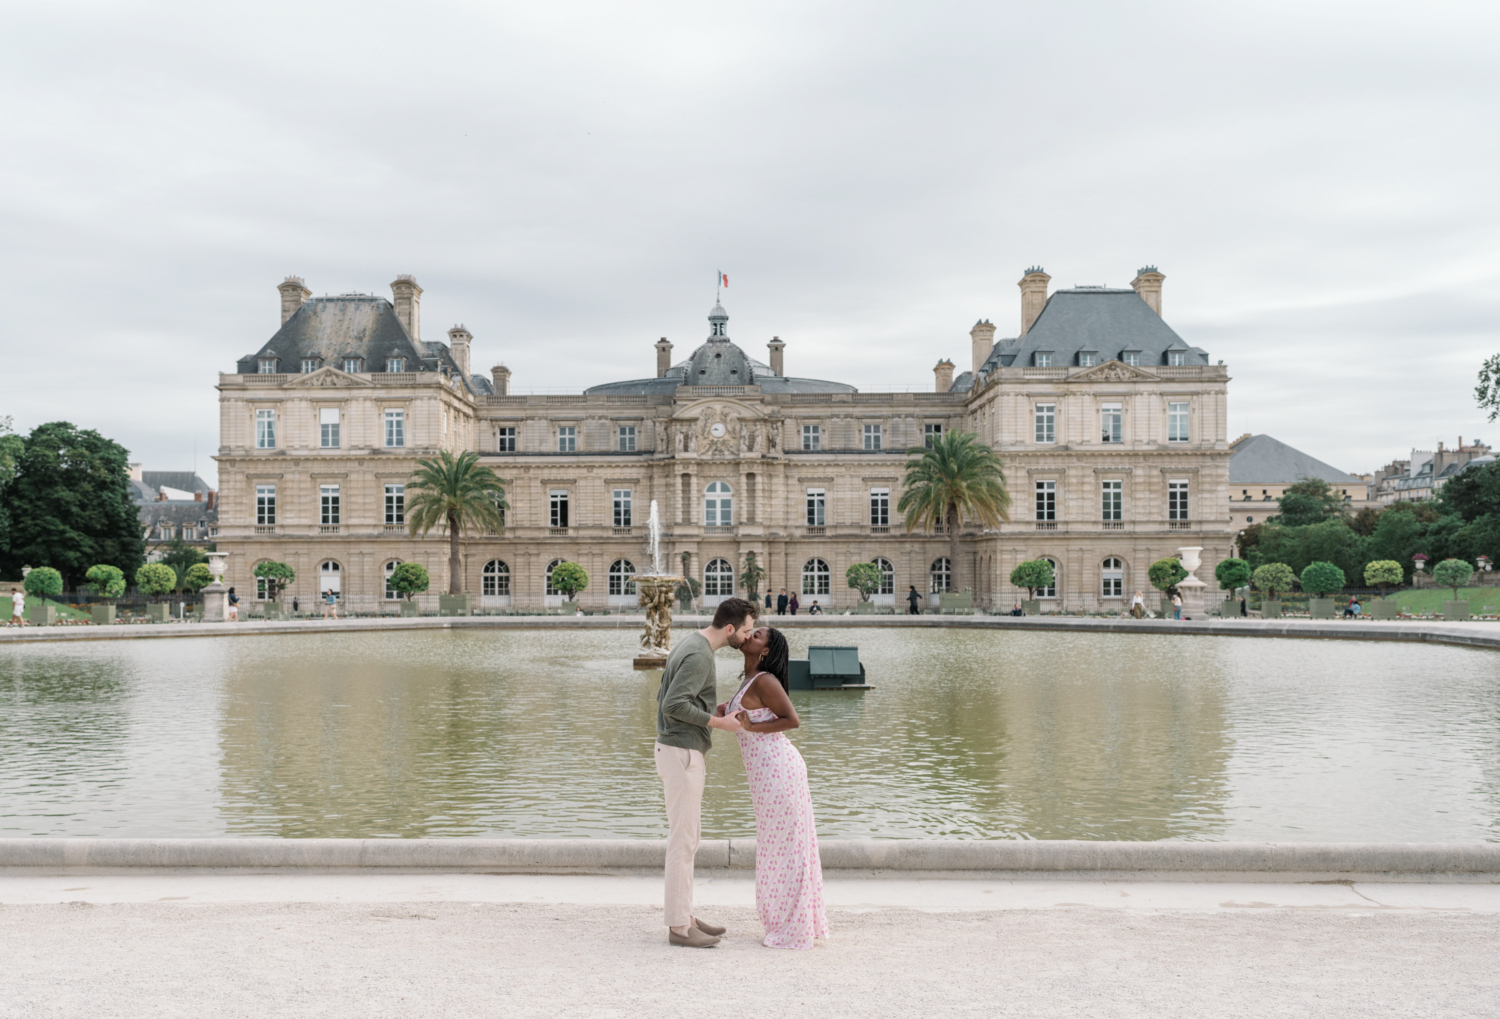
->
483;559;511;597
802;558;831;596
873;557;895;595
1101;557;1124;598
704;481;733;527
930;557;951;593
1040;557;1058;599
384;560;402;600
544;559;567;596
608;559;637;597
704;557;735;597
319;559;341;598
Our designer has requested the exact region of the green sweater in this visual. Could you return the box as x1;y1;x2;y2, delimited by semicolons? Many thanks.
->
656;631;717;753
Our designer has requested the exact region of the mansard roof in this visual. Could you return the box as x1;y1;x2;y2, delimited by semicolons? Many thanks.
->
1229;434;1360;485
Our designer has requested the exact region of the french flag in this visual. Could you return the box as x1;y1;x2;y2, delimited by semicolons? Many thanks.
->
719;272;728;288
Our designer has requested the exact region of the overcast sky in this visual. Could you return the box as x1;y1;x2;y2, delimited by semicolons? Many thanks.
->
3;0;1498;487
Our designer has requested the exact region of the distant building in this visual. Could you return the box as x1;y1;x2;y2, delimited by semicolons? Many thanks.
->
1372;439;1491;504
128;464;218;561
1228;434;1369;529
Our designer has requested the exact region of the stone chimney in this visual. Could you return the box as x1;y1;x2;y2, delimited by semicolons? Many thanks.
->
490;364;511;396
390;275;423;342
934;358;955;393
655;337;674;378
1018;267;1050;336
207;490;217;511
278;276;310;325
1131;266;1165;316
447;324;472;377
194;490;203;503
970;320;996;375
767;336;785;377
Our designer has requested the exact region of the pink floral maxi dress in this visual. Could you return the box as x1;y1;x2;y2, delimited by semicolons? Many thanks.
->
727;673;830;949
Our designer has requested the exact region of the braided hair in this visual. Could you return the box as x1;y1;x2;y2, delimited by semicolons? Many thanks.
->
758;627;790;692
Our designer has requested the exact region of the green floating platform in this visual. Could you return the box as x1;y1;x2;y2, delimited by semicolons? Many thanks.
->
788;646;871;691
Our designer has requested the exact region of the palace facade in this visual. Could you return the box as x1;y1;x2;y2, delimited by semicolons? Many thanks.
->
216;268;1232;612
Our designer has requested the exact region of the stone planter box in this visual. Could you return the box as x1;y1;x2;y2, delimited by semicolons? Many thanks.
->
28;603;56;626
941;593;974;614
1444;600;1470;621
145;602;170;623
1022;600;1040;616
1308;597;1336;619
439;594;473;617
1370;599;1400;620
1262;599;1282;619
262;602;284;620
400;600;419;617
91;604;116;626
853;601;877;615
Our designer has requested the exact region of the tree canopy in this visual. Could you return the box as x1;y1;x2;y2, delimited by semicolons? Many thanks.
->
406;451;507;595
1147;558;1188;594
181;563;214;593
1214;557;1251;591
85;563;126;600
1009;559;1054;599
1432;557;1474;598
23;566;63;598
1364;560;1403;594
253;561;295;601
1251;562;1297;598
549;561;588;599
135;563;176;600
845;562;881;601
1271;478;1349;528
388;562;430;600
1299;560;1346;597
900;431;1010;595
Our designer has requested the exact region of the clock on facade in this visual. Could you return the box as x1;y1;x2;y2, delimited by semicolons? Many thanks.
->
709;422;726;438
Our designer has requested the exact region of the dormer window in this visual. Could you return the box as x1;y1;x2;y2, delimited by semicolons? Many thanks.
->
1122;350;1141;367
1078;351;1097;368
1167;351;1185;367
1034;351;1052;368
342;357;363;373
258;357;278;374
300;358;319;374
386;357;405;373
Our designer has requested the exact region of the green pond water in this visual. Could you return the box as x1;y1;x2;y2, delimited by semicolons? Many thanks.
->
1;627;1498;841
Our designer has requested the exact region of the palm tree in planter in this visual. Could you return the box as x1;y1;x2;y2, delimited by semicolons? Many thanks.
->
388;562;430;617
405;451;507;615
1299;560;1346;618
898;431;1011;602
1251;562;1296;618
1364;560;1404;619
1432;558;1475;620
84;564;126;625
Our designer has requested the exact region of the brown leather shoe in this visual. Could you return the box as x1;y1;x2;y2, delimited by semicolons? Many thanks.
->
669;927;721;948
692;917;726;937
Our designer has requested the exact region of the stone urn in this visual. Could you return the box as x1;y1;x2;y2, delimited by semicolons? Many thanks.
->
1176;546;1208;619
201;552;230;622
635;575;683;670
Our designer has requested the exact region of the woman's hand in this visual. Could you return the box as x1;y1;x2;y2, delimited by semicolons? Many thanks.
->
735;710;755;732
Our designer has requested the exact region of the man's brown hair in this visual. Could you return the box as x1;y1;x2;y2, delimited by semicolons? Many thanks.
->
711;596;759;630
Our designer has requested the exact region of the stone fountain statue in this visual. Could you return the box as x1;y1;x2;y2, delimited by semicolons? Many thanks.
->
633;501;683;669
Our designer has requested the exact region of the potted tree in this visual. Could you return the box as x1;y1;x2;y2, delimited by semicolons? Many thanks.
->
135;563;177;621
1251;562;1296;619
740;551;767;606
404;450;506;617
181;563;213;619
1364;560;1404;619
549;561;589;614
84;564;125;625
252;561;295;619
1433;558;1475;620
1148;558;1188;616
1214;557;1251;616
845;561;880;614
1299;561;1346;618
1009;559;1054;615
23;566;63;626
389;562;430;616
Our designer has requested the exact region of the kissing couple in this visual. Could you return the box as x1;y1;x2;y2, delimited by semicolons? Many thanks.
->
654;596;829;949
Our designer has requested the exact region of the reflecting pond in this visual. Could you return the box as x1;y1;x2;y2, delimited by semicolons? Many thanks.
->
2;627;1498;840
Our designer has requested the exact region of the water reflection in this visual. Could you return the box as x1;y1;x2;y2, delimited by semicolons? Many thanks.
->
1;628;1498;840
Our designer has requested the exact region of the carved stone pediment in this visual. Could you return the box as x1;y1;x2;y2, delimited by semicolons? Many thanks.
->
284;367;373;388
1070;360;1157;382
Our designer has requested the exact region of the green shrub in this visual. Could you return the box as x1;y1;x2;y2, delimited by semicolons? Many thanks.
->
1433;558;1475;599
84;564;126;601
1214;557;1251;591
1364;560;1403;598
1299;560;1346;597
23;566;63;598
549;561;589;600
388;562;430;600
1148;558;1188;594
181;563;214;593
1009;559;1055;599
1251;562;1297;598
252;561;296;601
135;563;177;601
845;562;881;602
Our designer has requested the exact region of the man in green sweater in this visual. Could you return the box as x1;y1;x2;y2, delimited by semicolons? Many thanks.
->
656;596;759;947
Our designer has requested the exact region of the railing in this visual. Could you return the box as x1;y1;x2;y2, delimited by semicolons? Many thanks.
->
703;525;735;535
685;385;749;395
254;525;276;535
384;524;404;534
805;526;826;536
869;525;889;534
1035;521;1058;530
319;524;340;534
549;527;570;536
1102;521;1124;530
612;526;634;536
1168;520;1192;529
1021;368;1069;379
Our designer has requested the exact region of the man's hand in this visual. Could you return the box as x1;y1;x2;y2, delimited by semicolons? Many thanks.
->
708;713;742;733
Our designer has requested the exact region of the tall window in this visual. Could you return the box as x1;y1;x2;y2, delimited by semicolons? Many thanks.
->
544;559;567;596
924;424;943;447
608;559;637;596
1101;403;1122;443
319;408;340;448
802;558;831;595
873;557;895;595
704;481;733;526
300;358;319;374
870;488;890;527
483;560;511;597
802;424;821;450
1167;351;1185;367
385;484;404;525
256;409;276;449
384;560;401;600
557;426;576;452
930;557;951;593
342;358;362;373
1169;481;1190;522
704;558;734;597
255;485;276;525
617;426;637;452
496;426;516;452
1123;351;1140;367
1035;403;1055;444
1035;480;1056;521
613;489;632;527
805;488;825;526
386;357;405;373
1039;558;1058;598
320;484;340;525
1168;402;1189;443
384;410;405;448
863;424;883;450
319;560;341;597
258;357;277;374
549;490;569;527
1102;558;1124;598
1102;480;1122;522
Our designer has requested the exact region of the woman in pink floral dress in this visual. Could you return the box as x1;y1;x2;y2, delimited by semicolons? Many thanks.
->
719;626;829;949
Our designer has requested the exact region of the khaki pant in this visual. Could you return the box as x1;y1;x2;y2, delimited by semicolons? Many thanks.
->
655;742;705;929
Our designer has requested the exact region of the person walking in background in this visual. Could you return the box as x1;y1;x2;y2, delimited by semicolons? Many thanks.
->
764;590;772;612
1240;595;1248;617
906;585;922;615
10;587;25;626
292;595;299;615
1130;590;1145;619
1171;591;1183;620
788;593;800;615
776;588;788;615
322;589;338;620
227;586;239;621
655;597;757;948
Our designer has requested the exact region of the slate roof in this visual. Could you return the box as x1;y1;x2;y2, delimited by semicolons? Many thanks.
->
584;303;856;396
235;295;478;393
1228;434;1359;485
142;472;212;496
